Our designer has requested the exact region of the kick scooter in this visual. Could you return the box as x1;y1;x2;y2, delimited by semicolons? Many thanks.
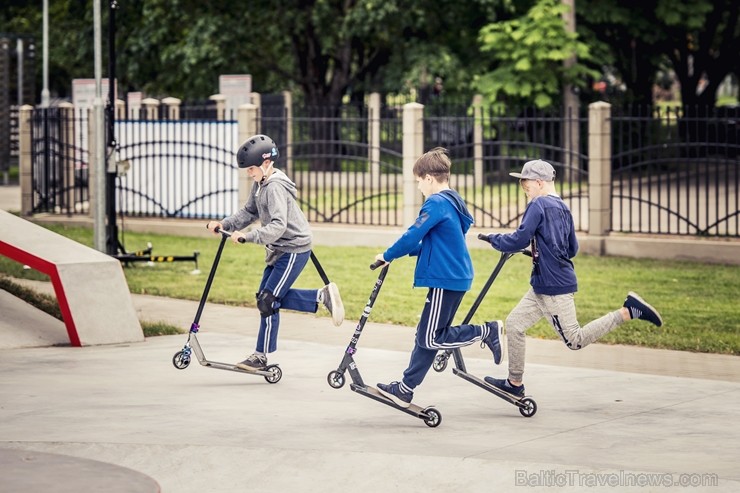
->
171;228;286;383
431;234;538;417
326;260;443;428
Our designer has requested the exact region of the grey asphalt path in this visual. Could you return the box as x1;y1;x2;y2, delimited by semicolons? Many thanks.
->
1;288;740;492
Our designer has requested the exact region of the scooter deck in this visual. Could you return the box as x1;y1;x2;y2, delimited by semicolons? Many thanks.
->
199;358;278;377
452;368;530;408
351;384;429;416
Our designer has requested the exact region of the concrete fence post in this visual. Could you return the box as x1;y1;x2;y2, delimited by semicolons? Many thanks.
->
161;97;181;120
368;92;381;184
402;102;424;226
283;91;293;175
237;104;259;205
115;99;126;121
209;94;226;121
588;101;612;242
19;105;34;215
473;94;484;186
141;98;160;120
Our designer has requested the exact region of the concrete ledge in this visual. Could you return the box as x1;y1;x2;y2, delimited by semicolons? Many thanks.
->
0;210;143;346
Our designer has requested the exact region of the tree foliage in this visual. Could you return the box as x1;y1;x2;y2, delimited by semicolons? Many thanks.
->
474;0;599;108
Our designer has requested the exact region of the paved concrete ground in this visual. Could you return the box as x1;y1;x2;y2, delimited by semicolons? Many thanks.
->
3;184;740;491
1;285;740;492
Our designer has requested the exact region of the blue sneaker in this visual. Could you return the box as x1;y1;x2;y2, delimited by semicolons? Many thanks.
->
481;320;504;365
624;292;663;327
376;381;413;408
484;376;525;397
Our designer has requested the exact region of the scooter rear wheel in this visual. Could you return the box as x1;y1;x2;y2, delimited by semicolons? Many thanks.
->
264;365;282;384
432;354;448;372
518;398;537;417
422;407;442;428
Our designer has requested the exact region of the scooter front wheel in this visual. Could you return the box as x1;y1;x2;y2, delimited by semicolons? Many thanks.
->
172;351;190;369
264;365;282;384
327;370;345;389
432;354;448;372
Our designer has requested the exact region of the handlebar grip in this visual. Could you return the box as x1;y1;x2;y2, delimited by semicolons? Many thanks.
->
520;249;533;257
237;237;246;244
370;260;386;270
477;233;489;242
214;226;221;233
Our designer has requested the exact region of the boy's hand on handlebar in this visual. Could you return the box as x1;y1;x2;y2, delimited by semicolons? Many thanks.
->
206;221;223;235
478;232;495;247
371;253;388;270
230;231;247;244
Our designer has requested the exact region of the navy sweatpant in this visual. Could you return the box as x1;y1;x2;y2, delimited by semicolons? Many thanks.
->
401;288;485;391
255;251;318;354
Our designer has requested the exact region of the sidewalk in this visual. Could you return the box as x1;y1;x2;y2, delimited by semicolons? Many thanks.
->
1;282;740;492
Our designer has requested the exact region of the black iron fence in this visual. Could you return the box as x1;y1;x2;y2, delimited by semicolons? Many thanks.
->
611;105;739;236
24;100;739;238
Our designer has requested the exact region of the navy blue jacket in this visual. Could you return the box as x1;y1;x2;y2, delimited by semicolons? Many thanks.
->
384;189;474;291
490;194;579;295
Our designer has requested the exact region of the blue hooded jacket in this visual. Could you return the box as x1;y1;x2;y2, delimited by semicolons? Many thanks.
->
383;189;474;291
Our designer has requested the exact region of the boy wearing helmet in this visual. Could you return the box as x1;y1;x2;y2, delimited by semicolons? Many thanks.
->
207;134;344;371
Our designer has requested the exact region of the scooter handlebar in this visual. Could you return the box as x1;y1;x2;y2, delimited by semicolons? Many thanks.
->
478;232;531;257
214;226;246;243
370;259;387;270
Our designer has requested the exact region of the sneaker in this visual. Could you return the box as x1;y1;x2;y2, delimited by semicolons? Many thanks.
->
320;282;345;326
484;376;525;397
481;320;504;365
624;292;663;327
235;353;267;371
376;381;413;408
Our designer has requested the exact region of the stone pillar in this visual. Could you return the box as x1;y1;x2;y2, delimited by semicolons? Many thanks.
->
162;97;181;120
114;99;125;121
19;105;34;215
237;104;259;204
283;91;293;175
473;94;484;187
402;102;424;226
141;98;160;120
588;101;612;240
210;94;226;121
368;92;381;183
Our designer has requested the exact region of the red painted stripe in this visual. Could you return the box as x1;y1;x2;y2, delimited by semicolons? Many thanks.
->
0;240;82;347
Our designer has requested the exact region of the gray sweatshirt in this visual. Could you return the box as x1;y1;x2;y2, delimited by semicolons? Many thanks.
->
220;169;312;253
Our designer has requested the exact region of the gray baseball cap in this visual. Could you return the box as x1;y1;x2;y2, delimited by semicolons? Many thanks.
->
509;159;556;181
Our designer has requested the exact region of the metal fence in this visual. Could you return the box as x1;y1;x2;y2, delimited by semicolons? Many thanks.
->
611;105;739;236
24;100;739;238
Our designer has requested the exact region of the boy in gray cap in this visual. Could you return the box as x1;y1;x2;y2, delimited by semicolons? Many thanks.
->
481;159;663;397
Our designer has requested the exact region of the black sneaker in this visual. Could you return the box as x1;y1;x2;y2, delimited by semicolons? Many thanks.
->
481;320;504;365
376;381;413;408
484;376;525;397
320;282;345;326
624;292;663;327
236;353;267;371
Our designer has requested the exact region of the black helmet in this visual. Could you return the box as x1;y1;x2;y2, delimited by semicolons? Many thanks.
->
236;134;279;168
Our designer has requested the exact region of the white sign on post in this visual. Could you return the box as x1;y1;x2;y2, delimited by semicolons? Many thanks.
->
72;78;117;109
219;74;252;116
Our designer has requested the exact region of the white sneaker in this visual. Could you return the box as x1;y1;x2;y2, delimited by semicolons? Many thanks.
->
320;282;345;326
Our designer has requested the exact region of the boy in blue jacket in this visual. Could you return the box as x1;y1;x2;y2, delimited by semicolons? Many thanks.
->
373;147;503;408
482;159;663;397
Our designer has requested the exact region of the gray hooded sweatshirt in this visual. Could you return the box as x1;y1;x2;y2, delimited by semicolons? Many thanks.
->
220;169;312;254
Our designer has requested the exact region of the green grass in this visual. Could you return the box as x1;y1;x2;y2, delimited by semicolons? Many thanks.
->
1;223;739;354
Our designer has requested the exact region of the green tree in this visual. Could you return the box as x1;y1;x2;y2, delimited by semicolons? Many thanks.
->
474;0;599;108
578;0;739;107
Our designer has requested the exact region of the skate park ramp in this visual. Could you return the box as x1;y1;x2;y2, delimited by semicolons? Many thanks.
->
0;209;143;346
0;288;69;348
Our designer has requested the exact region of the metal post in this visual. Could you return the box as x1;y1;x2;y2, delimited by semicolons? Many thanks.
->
93;0;106;252
41;0;50;108
105;0;120;255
